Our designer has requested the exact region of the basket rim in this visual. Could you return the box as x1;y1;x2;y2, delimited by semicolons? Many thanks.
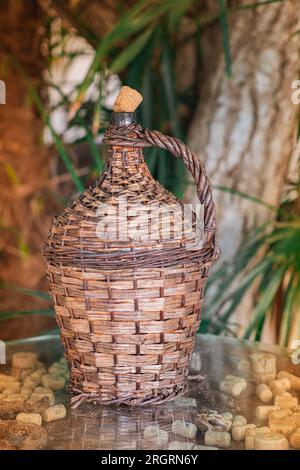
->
43;241;219;270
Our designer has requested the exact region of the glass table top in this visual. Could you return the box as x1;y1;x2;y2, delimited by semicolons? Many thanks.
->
2;333;297;450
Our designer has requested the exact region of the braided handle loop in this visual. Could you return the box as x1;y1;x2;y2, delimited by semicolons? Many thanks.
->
104;123;217;245
143;129;216;244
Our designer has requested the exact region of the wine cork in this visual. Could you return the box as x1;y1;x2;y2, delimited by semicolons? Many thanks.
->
12;352;37;370
113;86;143;112
42;404;66;422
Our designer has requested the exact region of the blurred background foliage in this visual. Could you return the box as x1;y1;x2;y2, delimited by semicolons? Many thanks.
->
0;0;300;346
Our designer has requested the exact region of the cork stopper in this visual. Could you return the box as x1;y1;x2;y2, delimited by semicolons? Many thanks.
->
113;86;143;112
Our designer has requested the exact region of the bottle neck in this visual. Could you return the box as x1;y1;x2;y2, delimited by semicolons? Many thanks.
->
106;145;151;178
104;110;151;176
110;111;137;126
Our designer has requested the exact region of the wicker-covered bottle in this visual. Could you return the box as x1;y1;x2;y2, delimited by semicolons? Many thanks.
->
43;87;219;406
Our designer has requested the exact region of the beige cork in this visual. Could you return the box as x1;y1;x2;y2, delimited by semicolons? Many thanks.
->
113;86;143;112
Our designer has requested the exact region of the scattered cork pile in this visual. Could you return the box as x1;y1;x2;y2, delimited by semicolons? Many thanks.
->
1;349;300;450
0;352;68;450
113;86;143;112
214;352;300;450
142;351;300;450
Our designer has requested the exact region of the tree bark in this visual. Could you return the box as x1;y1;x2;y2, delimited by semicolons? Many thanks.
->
50;0;119;47
188;1;299;259
186;0;299;336
0;0;55;335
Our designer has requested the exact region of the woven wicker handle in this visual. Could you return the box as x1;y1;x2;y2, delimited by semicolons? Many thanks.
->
108;86;215;243
104;117;216;245
143;129;216;245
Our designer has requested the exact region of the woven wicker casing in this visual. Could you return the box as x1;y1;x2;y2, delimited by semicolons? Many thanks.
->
43;115;218;406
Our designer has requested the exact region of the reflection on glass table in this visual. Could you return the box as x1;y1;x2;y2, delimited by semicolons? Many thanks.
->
2;334;299;450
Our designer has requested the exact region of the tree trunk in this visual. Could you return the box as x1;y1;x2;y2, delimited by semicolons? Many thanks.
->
0;0;55;335
51;0;118;47
186;1;299;334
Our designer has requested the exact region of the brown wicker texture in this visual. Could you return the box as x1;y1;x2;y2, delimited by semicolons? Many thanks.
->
43;120;219;407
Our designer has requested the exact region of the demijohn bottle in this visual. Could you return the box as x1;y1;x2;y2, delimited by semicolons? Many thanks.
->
43;86;218;407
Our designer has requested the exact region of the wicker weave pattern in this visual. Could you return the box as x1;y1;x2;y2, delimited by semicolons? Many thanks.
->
44;122;218;406
48;262;208;405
